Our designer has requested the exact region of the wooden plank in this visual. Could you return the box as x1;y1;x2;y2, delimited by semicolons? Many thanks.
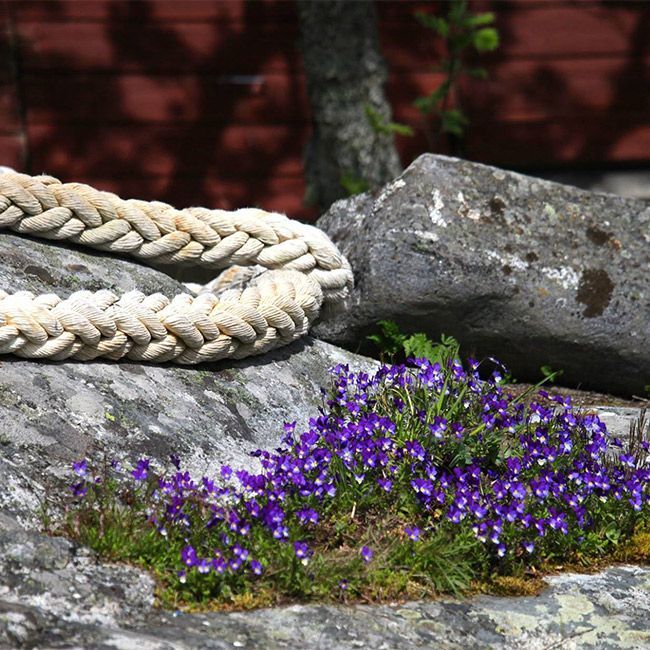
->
0;134;24;169
14;1;298;24
463;56;649;122
27;124;309;178
396;116;650;168
380;2;647;61
60;174;314;219
391;55;650;123
17;22;302;74
487;4;647;58
376;1;621;23
19;0;602;24
0;83;20;133
0;3;14;84
23;73;309;125
464;120;650;166
15;5;646;76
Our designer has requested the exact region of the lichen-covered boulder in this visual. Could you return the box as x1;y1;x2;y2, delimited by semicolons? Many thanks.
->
313;154;650;395
0;233;376;529
1;230;649;649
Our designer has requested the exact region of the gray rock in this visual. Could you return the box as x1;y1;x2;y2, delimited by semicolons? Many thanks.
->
2;533;649;649
0;232;187;298
0;232;377;529
0;231;649;648
313;154;650;395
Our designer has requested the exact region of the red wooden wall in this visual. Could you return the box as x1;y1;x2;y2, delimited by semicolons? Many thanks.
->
1;1;648;220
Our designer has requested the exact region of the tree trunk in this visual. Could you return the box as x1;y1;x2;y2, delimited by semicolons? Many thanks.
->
297;0;402;212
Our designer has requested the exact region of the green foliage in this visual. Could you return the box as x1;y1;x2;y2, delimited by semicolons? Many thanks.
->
414;0;499;143
340;107;414;198
365;105;414;137
540;365;565;384
440;108;470;137
473;27;499;52
340;172;370;197
367;319;459;366
50;345;650;612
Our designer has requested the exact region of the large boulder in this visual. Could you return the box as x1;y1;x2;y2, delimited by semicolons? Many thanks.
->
1;231;648;648
313;154;650;396
0;233;376;528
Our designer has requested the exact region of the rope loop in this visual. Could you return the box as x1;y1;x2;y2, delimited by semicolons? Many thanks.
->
0;171;352;363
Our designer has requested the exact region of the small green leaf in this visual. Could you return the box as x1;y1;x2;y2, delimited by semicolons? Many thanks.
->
403;333;438;361
467;12;495;27
340;173;369;197
473;27;499;52
465;66;489;80
540;365;564;383
367;320;407;357
365;104;414;137
448;0;469;27
413;82;450;115
386;121;415;137
440;109;469;136
415;11;449;37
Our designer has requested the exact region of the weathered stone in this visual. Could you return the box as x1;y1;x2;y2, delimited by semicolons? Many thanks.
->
313;154;650;395
0;232;376;529
1;230;649;648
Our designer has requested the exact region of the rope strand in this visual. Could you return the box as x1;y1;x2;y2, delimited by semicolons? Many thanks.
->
0;172;352;363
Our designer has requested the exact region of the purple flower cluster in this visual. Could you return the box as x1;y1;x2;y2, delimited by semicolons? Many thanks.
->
68;356;650;588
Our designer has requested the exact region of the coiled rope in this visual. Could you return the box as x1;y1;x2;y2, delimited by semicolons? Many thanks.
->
0;171;353;363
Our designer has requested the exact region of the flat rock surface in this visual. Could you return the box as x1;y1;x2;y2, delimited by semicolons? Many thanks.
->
2;527;649;649
0;230;648;649
313;154;650;395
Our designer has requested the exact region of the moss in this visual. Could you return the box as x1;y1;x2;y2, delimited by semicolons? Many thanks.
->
481;574;547;597
613;531;650;564
183;369;211;387
0;385;20;408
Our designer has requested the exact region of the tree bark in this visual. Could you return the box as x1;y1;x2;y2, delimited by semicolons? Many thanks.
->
297;0;402;212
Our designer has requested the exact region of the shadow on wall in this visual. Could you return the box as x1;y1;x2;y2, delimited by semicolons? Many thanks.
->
465;0;650;168
11;0;309;214
391;0;650;173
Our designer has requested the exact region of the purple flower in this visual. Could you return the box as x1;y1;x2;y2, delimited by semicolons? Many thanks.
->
429;416;448;439
72;459;87;477
250;559;263;576
132;458;150;481
619;453;636;468
197;558;211;574
404;526;421;541
360;546;373;563
69;481;87;498
181;545;197;567
294;541;312;564
411;478;434;497
405;440;426;461
377;478;393;493
296;508;319;525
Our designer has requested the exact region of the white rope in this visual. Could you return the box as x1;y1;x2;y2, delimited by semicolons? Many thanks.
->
0;171;353;363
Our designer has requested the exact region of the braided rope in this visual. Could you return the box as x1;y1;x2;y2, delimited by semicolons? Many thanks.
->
0;171;353;363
